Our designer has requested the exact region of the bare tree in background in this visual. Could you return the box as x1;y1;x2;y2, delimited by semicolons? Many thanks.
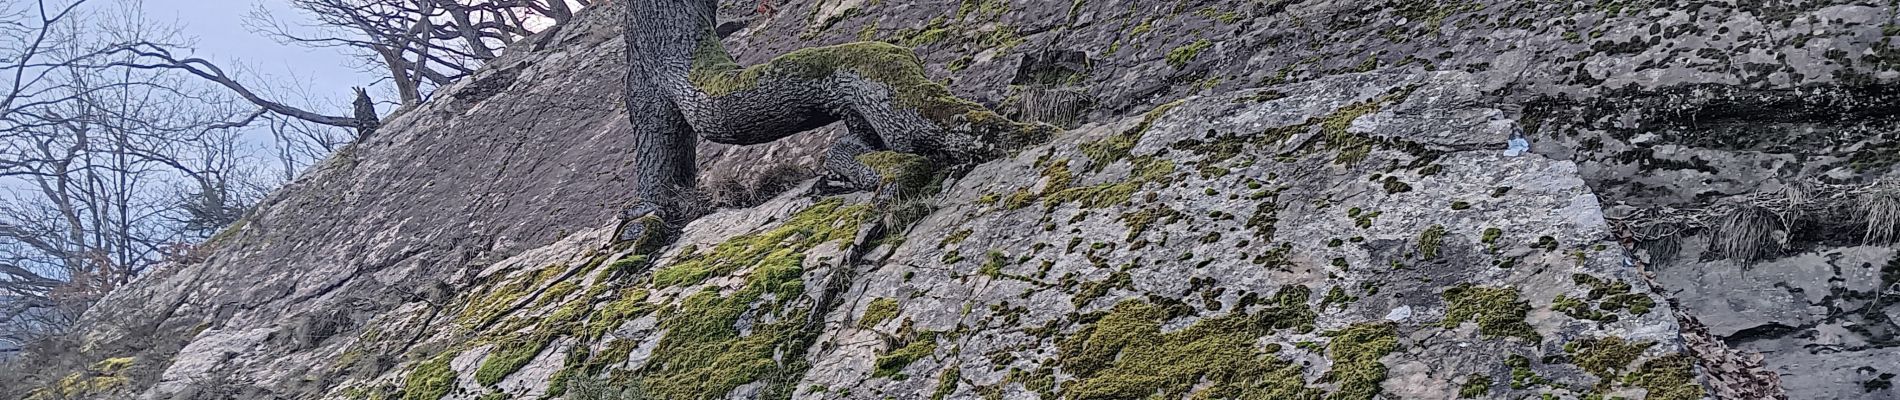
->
0;0;287;362
248;0;587;106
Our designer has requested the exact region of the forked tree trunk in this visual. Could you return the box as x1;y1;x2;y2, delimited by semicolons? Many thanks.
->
620;0;1050;229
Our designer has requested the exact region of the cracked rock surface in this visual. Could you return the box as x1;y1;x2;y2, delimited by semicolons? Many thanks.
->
20;0;1900;399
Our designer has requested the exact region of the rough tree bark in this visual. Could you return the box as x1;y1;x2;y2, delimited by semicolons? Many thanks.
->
616;0;1051;247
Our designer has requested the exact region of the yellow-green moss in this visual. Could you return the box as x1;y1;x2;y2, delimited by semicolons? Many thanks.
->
860;298;900;328
1417;225;1447;260
586;289;654;339
651;199;868;287
857;151;935;194
474;330;556;387
1080;100;1186;168
873;332;941;378
1458;374;1492;398
1323;323;1400;400
1625;354;1703;400
1042;158;1175;209
1439;284;1540;342
1165;39;1214;67
1506;354;1546;389
1054;286;1320;399
26;357;137;400
978;250;1008;278
931;365;962;400
1118;206;1183;241
532;281;581;308
459;263;568;327
402;353;457;400
635;200;865;398
1565;336;1652;380
687;36;1024;133
1071;271;1132;307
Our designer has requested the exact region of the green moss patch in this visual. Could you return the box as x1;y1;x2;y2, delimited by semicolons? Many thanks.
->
1417;225;1447;260
1053;286;1321;399
458;263;568;327
1322;323;1400;400
1439;284;1540;342
1041;157;1175;209
1080;100;1186;168
585;289;654;339
1565;336;1652;380
475;334;552;387
1458;374;1492;398
857;151;935;195
859;298;900;328
931;365;962;400
1165;39;1214;67
651;199;868;287
1626;354;1703;400
873;332;941;378
633;200;873;399
402;353;457;400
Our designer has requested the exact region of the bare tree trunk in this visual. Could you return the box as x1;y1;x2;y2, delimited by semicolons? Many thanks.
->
615;0;1051;243
544;0;575;24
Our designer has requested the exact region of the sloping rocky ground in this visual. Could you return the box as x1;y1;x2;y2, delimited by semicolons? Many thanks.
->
10;0;1900;399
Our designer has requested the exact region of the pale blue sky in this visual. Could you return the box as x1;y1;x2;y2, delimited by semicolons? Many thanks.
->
141;0;378;111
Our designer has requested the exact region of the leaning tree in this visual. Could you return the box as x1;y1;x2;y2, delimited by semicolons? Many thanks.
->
615;0;1052;247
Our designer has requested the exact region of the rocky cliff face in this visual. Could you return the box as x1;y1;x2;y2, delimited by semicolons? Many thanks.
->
16;0;1900;399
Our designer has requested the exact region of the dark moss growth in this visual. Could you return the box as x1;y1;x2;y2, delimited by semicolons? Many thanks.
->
1458;374;1492;398
1440;284;1540;342
874;332;941;378
1352;209;1382;229
1506;354;1545;389
1418;225;1447;260
1119;206;1184;241
1535;236;1558;251
1480;227;1502;245
1245;200;1281;240
1626;354;1704;400
1381;176;1412;194
1553;294;1610;322
1573;274;1655;315
931;365;962;400
979;251;1009;278
1322;322;1400;400
1053;288;1321;399
688;39;1033;135
1072;271;1133;307
860;298;900;328
942;229;974;247
1565;336;1652;380
1320;286;1357;310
